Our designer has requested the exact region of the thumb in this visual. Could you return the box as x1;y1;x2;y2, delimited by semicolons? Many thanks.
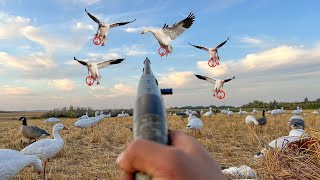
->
116;139;183;177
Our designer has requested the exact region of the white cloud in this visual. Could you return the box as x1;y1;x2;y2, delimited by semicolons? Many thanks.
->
91;83;136;98
0;51;57;71
60;0;100;5
0;85;32;96
240;36;263;45
48;79;75;91
74;22;94;31
158;71;194;88
121;27;148;33
0;12;31;39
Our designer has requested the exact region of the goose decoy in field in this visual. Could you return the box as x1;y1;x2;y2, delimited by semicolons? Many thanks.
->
252;108;258;114
74;56;125;85
141;13;195;56
73;117;92;131
0;149;42;180
186;113;203;136
200;109;204;115
203;107;213;117
21;124;67;179
292;106;302;115
85;9;136;46
238;108;247;115
288;115;305;130
43;117;61;123
245;110;267;126
20;117;50;144
79;112;89;119
194;74;235;97
188;37;229;63
222;165;257;179
227;108;234;116
117;111;126;117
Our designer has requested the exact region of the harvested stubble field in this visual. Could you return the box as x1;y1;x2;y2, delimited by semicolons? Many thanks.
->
0;111;320;179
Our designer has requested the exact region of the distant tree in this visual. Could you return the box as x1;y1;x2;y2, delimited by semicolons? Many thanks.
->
316;98;320;103
304;97;309;103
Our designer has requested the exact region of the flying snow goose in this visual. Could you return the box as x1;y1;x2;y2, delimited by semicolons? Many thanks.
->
188;37;229;63
85;9;136;46
245;110;267;126
74;56;125;85
203;107;213;117
20;117;50;144
21;124;67;178
141;13;195;55
194;74;235;97
186;113;203;136
0;149;42;179
43;117;61;123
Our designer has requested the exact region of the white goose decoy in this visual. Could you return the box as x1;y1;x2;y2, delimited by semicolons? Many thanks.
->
279;107;286;114
20;124;67;178
238;108;247;115
200;109;204;115
188;37;229;64
141;13;195;55
85;9;136;46
292;106;302;115
43;117;61;123
117;111;125;117
79;112;89;119
105;112;111;118
74;56;125;85
203;107;213;117
73;117;92;130
0;149;42;180
252;108;258;114
222;165;257;180
227;108;234;118
186;113;203;136
194;74;235;97
89;111;101;127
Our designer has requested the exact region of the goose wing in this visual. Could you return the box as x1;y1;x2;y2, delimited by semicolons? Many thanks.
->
162;13;195;40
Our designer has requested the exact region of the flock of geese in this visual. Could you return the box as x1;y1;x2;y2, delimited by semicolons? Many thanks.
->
0;106;319;179
0;110;133;179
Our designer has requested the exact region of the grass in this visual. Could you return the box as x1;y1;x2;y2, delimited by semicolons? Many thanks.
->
0;111;319;179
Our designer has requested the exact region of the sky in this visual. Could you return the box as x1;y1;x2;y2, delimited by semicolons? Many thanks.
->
0;0;319;111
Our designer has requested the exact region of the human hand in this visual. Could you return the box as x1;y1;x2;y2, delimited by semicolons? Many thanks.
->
116;131;226;180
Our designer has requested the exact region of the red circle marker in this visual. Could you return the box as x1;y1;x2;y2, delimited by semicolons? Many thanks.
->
86;76;95;86
93;36;102;45
208;58;218;68
216;90;226;99
158;46;168;57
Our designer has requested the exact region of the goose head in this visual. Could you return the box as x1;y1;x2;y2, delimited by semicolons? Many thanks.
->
95;111;99;116
53;123;68;132
141;29;150;35
19;116;27;126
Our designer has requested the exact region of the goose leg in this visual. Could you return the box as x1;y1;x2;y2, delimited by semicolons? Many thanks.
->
43;160;47;180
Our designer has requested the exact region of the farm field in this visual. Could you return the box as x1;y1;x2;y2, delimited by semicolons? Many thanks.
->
0;110;319;179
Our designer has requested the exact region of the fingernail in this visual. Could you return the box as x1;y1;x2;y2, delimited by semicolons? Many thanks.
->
116;152;124;164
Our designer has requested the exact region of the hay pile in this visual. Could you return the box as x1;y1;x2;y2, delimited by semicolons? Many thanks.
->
263;129;320;179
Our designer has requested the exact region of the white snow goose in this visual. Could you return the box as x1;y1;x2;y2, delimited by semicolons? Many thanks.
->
117;111;126;117
79;112;89;119
20;117;50;144
20;124;67;179
43;117;61;123
203;107;213;117
292;106;302;115
186;113;203;136
85;9;136;46
141;13;195;56
0;149;42;179
188;37;229;64
74;56;125;85
252;108;258;114
194;74;235;97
